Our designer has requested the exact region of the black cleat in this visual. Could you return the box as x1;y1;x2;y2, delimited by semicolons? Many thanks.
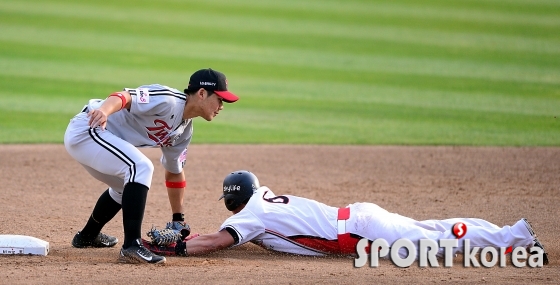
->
72;231;118;248
118;239;166;264
530;238;549;265
522;218;549;265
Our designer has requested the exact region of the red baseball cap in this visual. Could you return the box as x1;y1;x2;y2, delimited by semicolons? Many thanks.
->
185;68;239;103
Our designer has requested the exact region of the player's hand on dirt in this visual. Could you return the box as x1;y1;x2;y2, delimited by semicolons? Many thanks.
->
87;109;108;130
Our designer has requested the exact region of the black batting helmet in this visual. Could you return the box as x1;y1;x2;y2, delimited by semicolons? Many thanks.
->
219;170;260;211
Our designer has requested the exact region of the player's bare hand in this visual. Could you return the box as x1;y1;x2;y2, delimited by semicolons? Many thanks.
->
185;233;200;241
87;109;108;130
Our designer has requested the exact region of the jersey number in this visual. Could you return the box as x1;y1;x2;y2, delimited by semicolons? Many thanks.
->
262;191;289;204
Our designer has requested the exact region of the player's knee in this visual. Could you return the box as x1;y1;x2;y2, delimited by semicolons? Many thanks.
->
135;157;154;174
130;157;154;187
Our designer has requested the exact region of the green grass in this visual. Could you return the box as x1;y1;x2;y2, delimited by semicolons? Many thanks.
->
0;0;559;145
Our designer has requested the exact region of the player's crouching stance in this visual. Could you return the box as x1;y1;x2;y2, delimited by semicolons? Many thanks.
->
65;69;239;264
142;171;549;267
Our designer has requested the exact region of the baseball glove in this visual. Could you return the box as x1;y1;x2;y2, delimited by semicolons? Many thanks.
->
165;221;191;240
146;226;182;246
146;221;191;246
142;233;200;257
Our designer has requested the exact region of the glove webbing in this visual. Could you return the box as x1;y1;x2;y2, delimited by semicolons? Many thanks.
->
147;227;181;246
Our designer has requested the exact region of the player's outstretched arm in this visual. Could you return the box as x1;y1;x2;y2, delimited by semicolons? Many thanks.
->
185;230;235;256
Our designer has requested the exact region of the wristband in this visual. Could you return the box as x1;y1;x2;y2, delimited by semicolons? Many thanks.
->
176;239;188;256
109;92;127;110
166;180;186;188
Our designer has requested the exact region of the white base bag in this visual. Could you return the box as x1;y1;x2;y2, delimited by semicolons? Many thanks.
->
0;235;49;256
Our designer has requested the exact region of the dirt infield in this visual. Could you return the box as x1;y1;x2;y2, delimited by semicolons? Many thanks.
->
0;144;558;284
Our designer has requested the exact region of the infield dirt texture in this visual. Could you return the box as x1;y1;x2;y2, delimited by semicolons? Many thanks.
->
0;144;558;284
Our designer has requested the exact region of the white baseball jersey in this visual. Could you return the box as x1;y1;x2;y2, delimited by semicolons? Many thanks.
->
220;186;340;256
220;187;535;258
64;84;192;203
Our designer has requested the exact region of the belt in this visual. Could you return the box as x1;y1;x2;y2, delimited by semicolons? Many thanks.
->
337;207;350;234
337;207;359;254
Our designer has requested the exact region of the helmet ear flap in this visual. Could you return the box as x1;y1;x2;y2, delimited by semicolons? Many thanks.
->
223;193;247;211
224;195;238;211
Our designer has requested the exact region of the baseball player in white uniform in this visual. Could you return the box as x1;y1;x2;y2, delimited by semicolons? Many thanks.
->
143;170;549;266
64;68;239;264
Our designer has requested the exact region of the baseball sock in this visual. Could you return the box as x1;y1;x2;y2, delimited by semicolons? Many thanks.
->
80;189;122;239
121;182;149;249
172;213;185;222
